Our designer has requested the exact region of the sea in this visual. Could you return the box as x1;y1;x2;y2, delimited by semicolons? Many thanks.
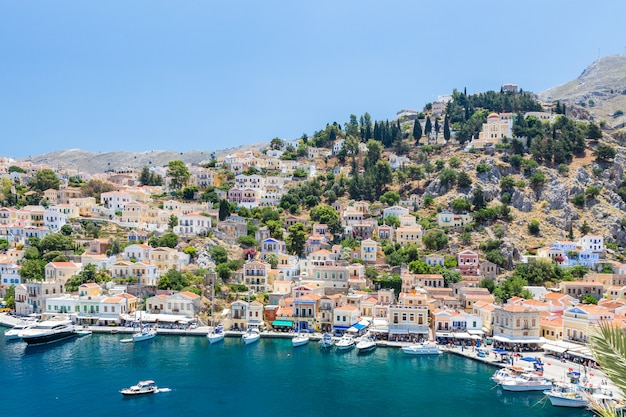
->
0;330;591;417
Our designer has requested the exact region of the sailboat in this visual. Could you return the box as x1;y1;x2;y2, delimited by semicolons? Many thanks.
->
291;280;309;348
132;277;156;343
207;276;224;344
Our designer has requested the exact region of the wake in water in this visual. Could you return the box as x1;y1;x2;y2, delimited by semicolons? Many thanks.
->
156;388;171;393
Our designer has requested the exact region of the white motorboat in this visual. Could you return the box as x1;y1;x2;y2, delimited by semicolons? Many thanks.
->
207;324;225;344
75;329;93;337
120;380;158;396
335;335;356;351
291;332;309;347
132;325;157;342
500;372;553;391
242;328;260;345
319;333;335;349
491;365;527;384
544;383;589;408
356;336;377;353
4;320;37;341
401;341;441;355
20;317;76;346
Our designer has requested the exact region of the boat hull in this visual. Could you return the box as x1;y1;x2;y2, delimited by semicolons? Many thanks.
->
23;330;77;346
207;333;225;344
546;394;588;408
292;335;309;347
501;383;552;392
132;330;157;342
356;343;376;353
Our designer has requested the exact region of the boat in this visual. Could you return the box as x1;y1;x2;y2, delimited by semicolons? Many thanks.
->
491;365;528;384
401;341;441;355
120;380;158;396
242;327;260;345
132;279;156;343
20;317;76;346
291;281;310;348
4;320;37;341
335;335;356;351
132;324;157;342
75;329;92;337
500;372;553;391
319;333;335;349
207;324;225;344
356;335;377;353
544;383;589;408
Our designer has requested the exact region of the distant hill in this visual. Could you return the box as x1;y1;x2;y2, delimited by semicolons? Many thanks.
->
539;54;626;127
20;143;267;174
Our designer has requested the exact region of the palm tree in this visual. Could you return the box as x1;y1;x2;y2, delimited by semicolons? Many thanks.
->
588;323;626;416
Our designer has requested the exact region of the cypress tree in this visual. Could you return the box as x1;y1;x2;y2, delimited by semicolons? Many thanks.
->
443;115;451;142
425;116;432;136
413;119;423;143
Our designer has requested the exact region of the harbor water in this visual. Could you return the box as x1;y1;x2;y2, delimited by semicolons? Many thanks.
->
0;330;591;417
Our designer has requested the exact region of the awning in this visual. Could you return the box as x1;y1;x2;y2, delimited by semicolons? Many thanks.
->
333;325;350;330
542;343;568;354
389;328;409;335
493;335;544;344
352;322;367;331
453;332;472;339
436;332;453;338
369;327;389;333
567;348;594;361
468;330;483;335
272;320;293;327
409;328;428;334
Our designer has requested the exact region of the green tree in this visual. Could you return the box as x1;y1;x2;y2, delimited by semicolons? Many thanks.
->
579;220;592;235
166;160;190;190
572;193;585;208
60;224;73;236
3;285;15;309
237;235;258;248
182;186;198;200
413;119;423;142
309;204;343;235
218;199;230;221
586;122;603;140
81;179;115;201
29;169;60;192
19;259;46;281
593;145;616;162
422;229;449;250
158;232;179;248
286;223;307;256
0;238;9;251
168;214;179;231
585;185;601;199
210;245;228;265
441;269;462;286
528;219;540;235
438;168;457;188
216;263;231;281
443;114;451;142
265;253;278;269
380;190;401;206
457;171;472;189
424;116;432;136
451;198;470;212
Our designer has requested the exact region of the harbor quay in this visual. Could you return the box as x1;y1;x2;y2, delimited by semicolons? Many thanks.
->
1;312;621;399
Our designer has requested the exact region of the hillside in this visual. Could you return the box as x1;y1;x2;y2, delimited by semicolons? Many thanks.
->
539;54;626;128
20;142;268;174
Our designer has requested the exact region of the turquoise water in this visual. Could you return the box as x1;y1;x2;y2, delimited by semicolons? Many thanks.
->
0;330;590;417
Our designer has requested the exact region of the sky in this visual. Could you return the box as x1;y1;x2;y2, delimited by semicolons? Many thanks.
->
1;0;626;158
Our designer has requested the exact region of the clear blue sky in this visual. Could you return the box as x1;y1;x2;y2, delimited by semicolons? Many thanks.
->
1;0;625;158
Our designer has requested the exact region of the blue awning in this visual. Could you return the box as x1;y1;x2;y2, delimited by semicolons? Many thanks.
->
352;322;366;331
333;325;350;330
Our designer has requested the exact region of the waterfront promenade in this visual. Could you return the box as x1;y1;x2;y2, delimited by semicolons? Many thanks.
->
1;312;622;400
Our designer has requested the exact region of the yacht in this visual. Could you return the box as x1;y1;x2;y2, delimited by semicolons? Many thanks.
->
20;317;76;346
207;324;225;344
132;324;157;342
120;380;158;396
356;335;377;353
242;328;261;345
401;341;441;355
335;335;356;351
491;365;527;384
500;372;553;391
4;320;37;341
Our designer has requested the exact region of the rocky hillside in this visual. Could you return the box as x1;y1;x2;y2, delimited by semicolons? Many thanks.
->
539;54;626;128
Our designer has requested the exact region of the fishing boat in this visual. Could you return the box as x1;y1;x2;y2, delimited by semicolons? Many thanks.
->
75;329;93;337
20;316;76;346
491;365;527;384
319;333;335;349
356;335;377;353
242;327;260;345
335;335;356;351
500;372;553;391
207;324;225;344
544;383;589;408
120;380;158;396
291;281;309;348
401;341;441;355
